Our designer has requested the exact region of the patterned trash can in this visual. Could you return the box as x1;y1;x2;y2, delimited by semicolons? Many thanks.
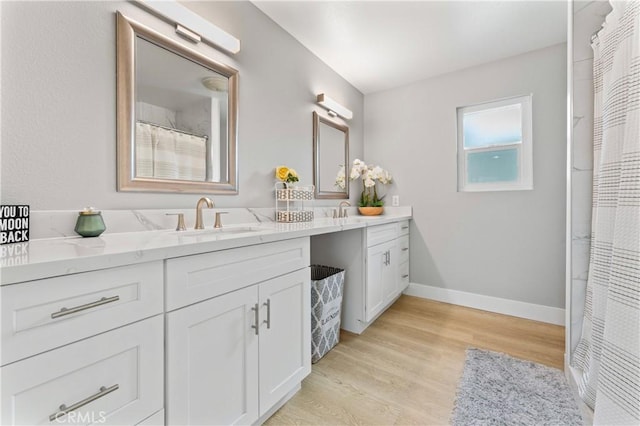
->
310;265;345;363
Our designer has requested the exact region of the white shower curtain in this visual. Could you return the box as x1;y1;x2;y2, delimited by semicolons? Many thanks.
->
571;1;640;424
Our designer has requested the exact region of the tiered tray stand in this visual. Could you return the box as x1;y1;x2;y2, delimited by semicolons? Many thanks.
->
275;183;314;223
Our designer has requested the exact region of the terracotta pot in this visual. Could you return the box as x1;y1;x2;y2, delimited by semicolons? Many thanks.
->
358;206;384;216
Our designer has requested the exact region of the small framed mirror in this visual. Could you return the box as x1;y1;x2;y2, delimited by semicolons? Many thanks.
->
313;112;349;199
117;12;238;194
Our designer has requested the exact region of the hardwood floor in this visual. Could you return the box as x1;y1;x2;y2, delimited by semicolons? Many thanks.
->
266;295;565;425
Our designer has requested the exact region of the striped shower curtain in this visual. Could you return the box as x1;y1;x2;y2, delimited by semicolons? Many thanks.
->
571;1;640;424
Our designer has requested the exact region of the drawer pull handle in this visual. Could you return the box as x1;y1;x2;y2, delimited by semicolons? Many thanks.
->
401;226;409;230
251;303;259;335
51;296;120;319
263;299;271;329
49;384;119;421
402;274;409;279
402;248;409;251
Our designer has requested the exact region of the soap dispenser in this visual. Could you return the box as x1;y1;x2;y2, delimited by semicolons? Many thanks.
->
74;207;106;237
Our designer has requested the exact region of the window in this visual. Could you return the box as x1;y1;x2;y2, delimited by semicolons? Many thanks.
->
457;95;533;192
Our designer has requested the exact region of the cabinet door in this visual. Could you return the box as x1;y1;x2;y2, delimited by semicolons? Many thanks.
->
366;240;396;322
166;286;259;426
258;268;311;415
383;239;400;304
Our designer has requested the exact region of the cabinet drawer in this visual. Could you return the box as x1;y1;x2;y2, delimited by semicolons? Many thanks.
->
398;235;409;264
398;220;410;236
166;237;310;311
399;261;410;291
366;223;398;247
1;315;164;426
1;261;163;366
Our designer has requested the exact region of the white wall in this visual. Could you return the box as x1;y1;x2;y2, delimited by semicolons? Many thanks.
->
0;1;363;210
365;43;567;308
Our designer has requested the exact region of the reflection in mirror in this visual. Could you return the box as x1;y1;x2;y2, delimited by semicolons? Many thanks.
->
117;12;238;194
313;112;349;199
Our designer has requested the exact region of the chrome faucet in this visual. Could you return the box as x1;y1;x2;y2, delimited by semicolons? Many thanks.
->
195;197;214;229
338;201;351;218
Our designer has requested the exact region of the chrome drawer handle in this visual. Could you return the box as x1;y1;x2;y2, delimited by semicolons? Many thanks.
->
51;296;120;319
49;384;119;421
263;299;271;329
402;248;409;251
251;303;259;335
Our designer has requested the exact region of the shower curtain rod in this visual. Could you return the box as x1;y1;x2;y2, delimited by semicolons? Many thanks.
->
136;119;209;140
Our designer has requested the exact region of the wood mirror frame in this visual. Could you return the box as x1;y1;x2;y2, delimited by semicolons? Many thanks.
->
116;12;239;194
313;111;349;199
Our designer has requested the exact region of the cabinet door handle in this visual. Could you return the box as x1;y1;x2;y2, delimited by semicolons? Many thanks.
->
402;247;409;252
402;274;409;279
401;226;409;230
263;299;271;329
251;303;259;335
51;295;120;319
49;384;119;421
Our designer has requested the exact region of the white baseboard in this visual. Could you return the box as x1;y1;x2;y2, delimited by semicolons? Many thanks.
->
404;283;565;325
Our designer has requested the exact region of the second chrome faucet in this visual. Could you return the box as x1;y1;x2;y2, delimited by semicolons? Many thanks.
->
338;201;351;218
333;201;351;218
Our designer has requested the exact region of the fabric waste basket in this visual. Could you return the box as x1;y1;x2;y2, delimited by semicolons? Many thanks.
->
310;265;345;363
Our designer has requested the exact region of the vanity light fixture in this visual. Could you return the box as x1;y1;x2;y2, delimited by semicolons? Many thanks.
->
316;94;353;120
134;0;241;54
175;24;201;44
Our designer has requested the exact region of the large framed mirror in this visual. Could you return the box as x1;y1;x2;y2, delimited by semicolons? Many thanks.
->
313;112;349;199
116;12;238;194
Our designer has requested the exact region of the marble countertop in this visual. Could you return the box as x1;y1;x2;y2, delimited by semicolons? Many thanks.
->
0;211;411;285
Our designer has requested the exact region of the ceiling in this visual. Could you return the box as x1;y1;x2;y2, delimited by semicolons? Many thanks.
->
252;1;568;95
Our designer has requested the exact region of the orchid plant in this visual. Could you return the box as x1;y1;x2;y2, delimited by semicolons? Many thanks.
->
336;159;392;207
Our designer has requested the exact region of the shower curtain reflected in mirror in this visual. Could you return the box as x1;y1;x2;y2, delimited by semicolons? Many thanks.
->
571;1;640;424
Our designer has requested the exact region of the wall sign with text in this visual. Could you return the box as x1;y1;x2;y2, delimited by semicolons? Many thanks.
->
0;205;30;244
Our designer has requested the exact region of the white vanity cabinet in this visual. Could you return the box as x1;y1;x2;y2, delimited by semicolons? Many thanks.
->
363;221;409;322
0;211;411;425
0;262;165;426
365;238;399;322
311;219;410;334
165;237;311;425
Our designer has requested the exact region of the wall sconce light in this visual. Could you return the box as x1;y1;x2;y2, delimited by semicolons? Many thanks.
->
175;24;201;43
134;0;241;54
316;94;353;120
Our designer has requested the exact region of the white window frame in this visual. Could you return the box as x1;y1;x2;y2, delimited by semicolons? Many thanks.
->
457;94;533;192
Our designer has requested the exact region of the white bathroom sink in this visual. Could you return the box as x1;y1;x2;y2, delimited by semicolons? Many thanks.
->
347;216;385;222
168;226;263;236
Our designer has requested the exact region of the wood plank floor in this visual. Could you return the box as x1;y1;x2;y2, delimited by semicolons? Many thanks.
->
266;295;565;425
